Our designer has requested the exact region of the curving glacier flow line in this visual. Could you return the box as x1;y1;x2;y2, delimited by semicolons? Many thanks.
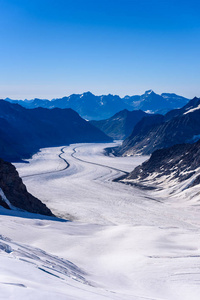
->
21;147;70;178
21;144;129;179
71;147;129;175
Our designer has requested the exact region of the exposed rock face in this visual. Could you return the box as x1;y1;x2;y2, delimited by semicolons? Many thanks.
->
0;158;53;215
120;139;200;190
115;97;200;156
90;109;149;139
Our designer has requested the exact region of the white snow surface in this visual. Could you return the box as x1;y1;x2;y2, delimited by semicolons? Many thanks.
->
1;142;200;299
183;104;200;115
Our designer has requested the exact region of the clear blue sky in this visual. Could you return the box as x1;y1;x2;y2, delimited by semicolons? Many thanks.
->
0;0;200;99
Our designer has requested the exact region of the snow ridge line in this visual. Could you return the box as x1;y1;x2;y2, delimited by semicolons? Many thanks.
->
21;147;70;178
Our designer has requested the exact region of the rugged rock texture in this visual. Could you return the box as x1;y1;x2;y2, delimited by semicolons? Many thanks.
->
120;139;200;190
0;100;112;161
0;158;53;215
115;97;200;156
90;109;149;139
5;90;189;120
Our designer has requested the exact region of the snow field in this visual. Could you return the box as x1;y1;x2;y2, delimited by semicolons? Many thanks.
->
0;142;200;299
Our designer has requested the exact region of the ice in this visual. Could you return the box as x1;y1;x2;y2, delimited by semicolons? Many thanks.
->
0;142;200;299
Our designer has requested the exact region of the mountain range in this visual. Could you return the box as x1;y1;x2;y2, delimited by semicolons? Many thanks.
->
114;97;200;156
5;90;189;120
0;91;196;216
0;100;111;162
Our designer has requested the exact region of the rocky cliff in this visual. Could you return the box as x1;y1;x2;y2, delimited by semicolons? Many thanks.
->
119;139;200;192
0;158;53;216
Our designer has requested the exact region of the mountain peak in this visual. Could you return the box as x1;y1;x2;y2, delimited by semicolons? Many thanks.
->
3;91;190;120
144;90;154;95
82;91;94;97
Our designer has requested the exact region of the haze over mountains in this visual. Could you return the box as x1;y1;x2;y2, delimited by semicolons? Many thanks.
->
5;90;189;120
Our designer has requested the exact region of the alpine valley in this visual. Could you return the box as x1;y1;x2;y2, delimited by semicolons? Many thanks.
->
1;91;200;300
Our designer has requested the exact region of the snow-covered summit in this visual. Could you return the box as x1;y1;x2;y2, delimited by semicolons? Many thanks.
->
144;89;154;95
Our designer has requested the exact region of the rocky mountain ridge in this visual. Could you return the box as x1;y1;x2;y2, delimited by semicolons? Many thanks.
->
5;90;189;120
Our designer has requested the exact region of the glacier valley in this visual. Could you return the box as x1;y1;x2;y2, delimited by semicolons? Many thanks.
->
1;142;200;300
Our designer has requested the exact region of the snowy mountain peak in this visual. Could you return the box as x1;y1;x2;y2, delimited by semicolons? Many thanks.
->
144;89;154;95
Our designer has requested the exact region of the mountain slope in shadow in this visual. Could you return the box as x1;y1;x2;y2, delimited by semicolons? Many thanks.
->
115;97;200;156
90;109;150;139
0;100;112;162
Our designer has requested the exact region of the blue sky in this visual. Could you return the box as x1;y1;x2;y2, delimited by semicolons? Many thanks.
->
0;0;200;99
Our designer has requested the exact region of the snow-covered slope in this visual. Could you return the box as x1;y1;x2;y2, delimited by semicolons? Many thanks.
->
1;142;200;299
119;139;200;204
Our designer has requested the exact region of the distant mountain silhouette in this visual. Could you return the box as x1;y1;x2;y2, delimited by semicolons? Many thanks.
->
0;100;112;161
5;90;189;120
90;109;150;139
114;97;200;156
123;90;189;114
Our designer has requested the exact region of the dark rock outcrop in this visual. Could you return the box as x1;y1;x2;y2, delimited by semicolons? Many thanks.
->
0;158;53;215
121;139;200;190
